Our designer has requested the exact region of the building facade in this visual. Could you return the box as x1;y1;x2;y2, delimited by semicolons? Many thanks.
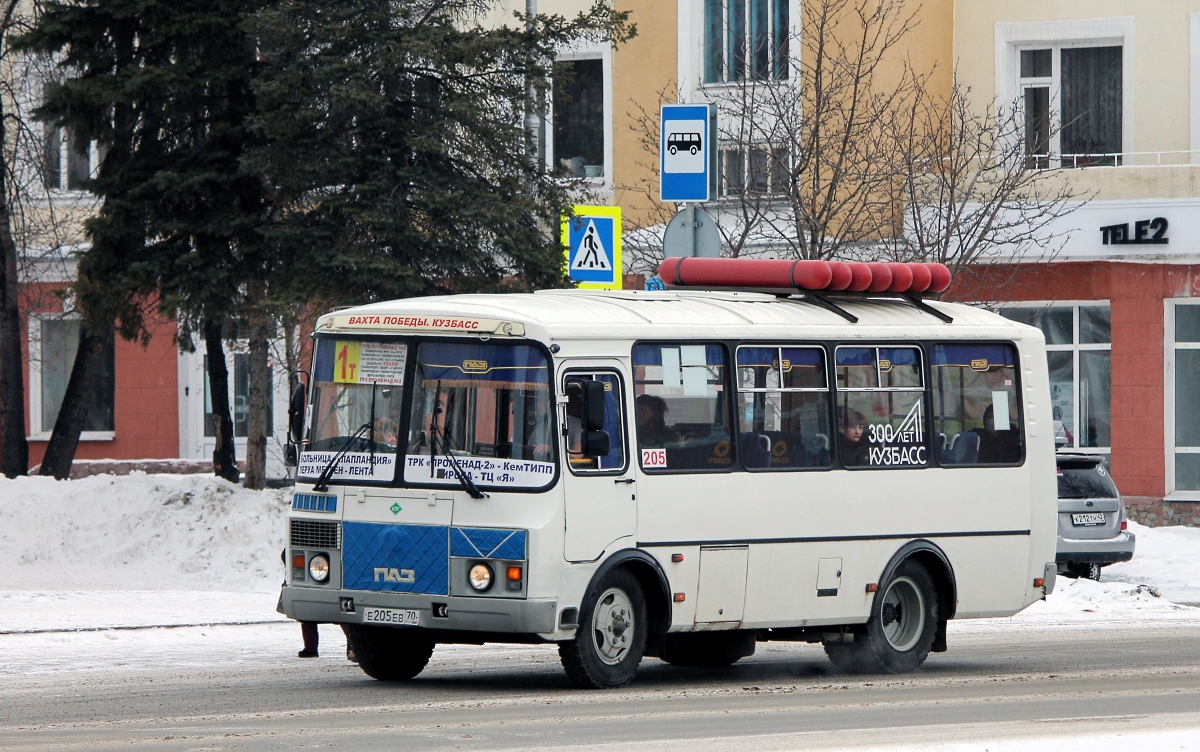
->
950;1;1200;525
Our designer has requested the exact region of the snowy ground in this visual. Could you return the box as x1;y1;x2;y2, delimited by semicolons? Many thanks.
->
2;473;1199;750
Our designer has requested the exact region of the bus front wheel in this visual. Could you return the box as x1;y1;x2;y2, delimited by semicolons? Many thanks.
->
346;625;435;681
559;568;647;688
824;559;938;674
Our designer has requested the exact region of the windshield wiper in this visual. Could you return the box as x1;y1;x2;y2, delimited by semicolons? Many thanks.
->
311;422;371;492
428;386;487;499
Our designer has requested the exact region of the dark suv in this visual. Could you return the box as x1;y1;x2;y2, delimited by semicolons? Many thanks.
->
1056;453;1136;580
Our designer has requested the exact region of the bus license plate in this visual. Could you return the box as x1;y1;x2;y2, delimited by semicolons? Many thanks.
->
1071;512;1106;526
362;607;420;626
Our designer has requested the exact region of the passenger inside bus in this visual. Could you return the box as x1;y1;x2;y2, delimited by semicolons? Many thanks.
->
839;409;869;466
975;403;1022;464
635;394;672;446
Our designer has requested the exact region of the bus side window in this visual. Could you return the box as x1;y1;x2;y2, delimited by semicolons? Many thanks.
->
931;343;1024;466
835;346;927;469
632;343;733;472
736;345;832;470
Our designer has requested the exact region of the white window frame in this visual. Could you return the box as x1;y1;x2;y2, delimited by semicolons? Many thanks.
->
1190;12;1200;163
545;44;613;191
26;313;115;441
998;301;1111;456
1164;299;1200;499
995;17;1135;166
679;0;801;98
42;125;102;196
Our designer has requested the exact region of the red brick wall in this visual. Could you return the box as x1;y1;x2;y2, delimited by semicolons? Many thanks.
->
21;282;180;465
949;261;1200;504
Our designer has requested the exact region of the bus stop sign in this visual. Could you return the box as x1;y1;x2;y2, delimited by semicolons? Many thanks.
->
660;104;714;203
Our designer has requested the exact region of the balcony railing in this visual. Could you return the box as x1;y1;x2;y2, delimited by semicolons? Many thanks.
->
1025;150;1200;170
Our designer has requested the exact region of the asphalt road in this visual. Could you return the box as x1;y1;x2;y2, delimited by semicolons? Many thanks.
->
5;622;1200;751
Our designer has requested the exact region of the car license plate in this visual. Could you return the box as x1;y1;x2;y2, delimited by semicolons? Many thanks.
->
362;607;420;626
1071;512;1106;526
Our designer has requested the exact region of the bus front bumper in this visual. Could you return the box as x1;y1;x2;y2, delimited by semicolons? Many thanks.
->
280;585;559;637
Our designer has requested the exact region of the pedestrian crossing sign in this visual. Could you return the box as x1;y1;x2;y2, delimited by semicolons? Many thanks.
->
562;205;622;290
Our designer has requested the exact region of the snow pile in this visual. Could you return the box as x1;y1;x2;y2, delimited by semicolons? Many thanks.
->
1104;521;1200;604
0;473;289;593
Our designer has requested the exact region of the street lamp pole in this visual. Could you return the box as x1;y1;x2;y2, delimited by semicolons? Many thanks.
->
525;0;540;166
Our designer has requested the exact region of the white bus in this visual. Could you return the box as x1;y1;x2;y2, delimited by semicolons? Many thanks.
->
281;260;1057;689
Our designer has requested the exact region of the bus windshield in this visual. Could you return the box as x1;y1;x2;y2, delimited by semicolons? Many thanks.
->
298;337;407;484
403;341;555;491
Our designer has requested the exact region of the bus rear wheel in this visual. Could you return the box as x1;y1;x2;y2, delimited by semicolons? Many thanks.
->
824;559;938;674
660;630;756;668
559;569;647;689
346;625;435;681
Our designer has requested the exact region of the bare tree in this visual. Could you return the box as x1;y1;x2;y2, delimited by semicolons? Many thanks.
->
890;78;1087;294
708;0;923;261
624;0;1084;296
1;0;95;477
622;0;923;272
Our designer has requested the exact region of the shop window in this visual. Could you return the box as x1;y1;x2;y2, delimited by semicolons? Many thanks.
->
1000;304;1110;453
36;319;115;434
1019;45;1123;168
1170;303;1200;492
704;0;789;83
551;59;605;179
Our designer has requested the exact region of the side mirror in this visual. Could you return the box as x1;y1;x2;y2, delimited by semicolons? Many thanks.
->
583;380;606;432
288;382;307;444
582;429;610;458
284;444;298;467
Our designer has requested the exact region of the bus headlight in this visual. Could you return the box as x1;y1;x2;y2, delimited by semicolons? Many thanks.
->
309;554;330;583
468;563;493;592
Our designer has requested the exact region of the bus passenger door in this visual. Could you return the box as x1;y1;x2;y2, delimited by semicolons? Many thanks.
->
561;368;637;562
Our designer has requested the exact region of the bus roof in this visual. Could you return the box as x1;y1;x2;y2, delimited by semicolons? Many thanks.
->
314;288;1041;343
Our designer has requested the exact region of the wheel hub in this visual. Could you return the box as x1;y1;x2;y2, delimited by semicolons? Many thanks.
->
880;576;925;652
591;587;635;666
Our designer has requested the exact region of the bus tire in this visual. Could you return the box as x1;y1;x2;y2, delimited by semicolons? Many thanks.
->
825;559;938;674
346;625;435;681
660;630;756;668
558;568;647;689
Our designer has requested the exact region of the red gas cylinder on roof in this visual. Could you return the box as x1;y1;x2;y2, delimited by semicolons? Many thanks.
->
656;257;951;294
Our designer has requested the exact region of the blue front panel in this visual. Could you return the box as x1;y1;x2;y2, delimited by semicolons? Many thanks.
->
450;528;528;560
342;522;449;595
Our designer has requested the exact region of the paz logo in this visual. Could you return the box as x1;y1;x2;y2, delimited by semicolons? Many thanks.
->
390;503;402;515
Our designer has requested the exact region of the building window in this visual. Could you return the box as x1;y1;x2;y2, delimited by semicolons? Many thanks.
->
35;319;115;435
1018;45;1122;168
1169;303;1200;493
205;353;272;438
719;145;788;197
43;127;98;191
551;58;604;179
704;0;789;84
1000;304;1110;453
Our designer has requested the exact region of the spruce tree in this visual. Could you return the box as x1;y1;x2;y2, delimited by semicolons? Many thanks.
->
16;0;269;482
245;0;632;305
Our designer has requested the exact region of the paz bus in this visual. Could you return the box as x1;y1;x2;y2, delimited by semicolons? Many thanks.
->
281;257;1057;689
